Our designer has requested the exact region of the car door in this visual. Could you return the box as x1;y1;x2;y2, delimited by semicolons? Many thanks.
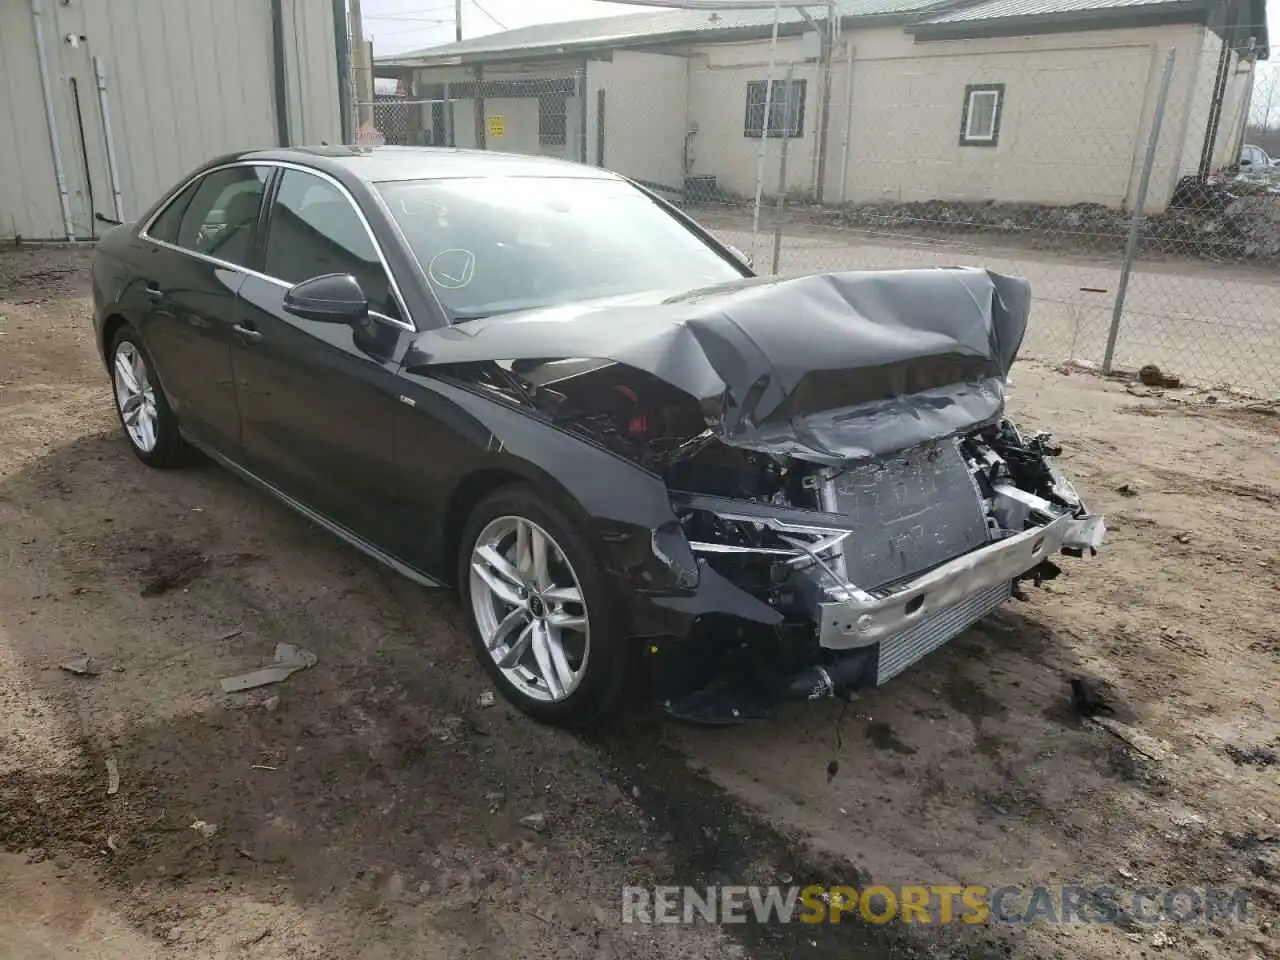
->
136;165;271;456
232;166;418;550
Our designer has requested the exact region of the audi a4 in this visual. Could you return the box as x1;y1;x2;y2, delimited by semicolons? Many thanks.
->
92;146;1104;727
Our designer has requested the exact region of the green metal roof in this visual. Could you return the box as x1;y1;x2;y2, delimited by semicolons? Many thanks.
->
923;0;1196;24
376;0;958;66
912;0;1268;56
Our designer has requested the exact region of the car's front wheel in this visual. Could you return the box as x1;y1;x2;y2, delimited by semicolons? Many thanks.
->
108;325;190;468
458;485;628;728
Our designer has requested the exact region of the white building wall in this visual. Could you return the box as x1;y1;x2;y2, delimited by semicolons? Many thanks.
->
397;18;1251;214
826;23;1206;212
682;35;822;199
0;0;341;240
587;51;689;189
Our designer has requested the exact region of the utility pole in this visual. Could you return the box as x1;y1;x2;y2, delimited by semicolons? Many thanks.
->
349;0;372;126
455;0;463;41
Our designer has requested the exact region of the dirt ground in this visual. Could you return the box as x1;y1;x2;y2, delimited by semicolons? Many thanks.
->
1;245;1278;960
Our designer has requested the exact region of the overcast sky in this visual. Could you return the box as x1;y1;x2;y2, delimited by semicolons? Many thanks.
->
363;0;1278;100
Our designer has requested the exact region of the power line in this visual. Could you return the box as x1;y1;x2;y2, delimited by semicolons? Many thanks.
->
470;0;507;30
365;1;456;11
364;13;452;23
368;24;452;36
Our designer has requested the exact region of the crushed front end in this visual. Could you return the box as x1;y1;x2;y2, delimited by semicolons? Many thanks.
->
659;421;1103;721
410;266;1105;723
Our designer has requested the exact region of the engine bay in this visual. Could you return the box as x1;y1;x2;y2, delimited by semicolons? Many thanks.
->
481;355;1102;624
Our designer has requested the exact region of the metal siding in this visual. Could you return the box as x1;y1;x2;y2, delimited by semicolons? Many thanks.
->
90;0;149;225
230;0;277;149
1;0;338;238
0;5;62;238
141;0;186;191
186;0;231;157
53;0;114;236
285;0;341;144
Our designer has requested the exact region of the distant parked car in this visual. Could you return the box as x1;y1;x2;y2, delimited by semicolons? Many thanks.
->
1240;144;1272;168
1239;144;1280;183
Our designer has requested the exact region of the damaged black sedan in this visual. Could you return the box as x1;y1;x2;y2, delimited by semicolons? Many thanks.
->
91;146;1104;727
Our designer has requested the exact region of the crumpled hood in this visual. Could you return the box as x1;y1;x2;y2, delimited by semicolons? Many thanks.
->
406;267;1032;463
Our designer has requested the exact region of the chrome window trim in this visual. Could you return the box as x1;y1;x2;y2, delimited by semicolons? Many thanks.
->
137;159;415;332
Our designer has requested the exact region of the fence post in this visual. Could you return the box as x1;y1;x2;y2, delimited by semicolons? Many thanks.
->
752;0;782;238
443;82;454;147
1104;48;1176;375
771;63;795;275
578;64;589;165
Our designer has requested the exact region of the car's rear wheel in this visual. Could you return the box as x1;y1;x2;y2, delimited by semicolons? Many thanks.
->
109;325;190;468
458;485;628;728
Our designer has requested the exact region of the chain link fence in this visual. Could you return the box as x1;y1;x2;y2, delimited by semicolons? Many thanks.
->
371;37;1279;397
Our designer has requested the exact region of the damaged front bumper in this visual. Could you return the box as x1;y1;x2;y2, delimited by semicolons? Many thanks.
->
817;510;1077;652
657;430;1105;718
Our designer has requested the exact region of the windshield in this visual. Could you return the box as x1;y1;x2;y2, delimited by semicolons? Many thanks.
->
375;176;746;320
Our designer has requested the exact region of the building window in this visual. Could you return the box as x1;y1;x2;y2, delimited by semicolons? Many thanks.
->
539;93;567;145
744;79;806;138
960;83;1004;146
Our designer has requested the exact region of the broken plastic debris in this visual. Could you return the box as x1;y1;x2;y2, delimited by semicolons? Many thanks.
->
218;643;317;693
59;656;100;676
105;757;120;796
519;813;547;832
477;690;496;708
190;820;218;838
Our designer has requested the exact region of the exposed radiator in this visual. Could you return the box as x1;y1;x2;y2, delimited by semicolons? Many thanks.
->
876;581;1012;685
821;440;990;591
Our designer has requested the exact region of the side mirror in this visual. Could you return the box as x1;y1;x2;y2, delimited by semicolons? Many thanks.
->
726;244;754;269
1240;157;1253;167
283;273;369;324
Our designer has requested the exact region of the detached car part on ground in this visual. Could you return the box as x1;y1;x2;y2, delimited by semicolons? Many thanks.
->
92;148;1103;729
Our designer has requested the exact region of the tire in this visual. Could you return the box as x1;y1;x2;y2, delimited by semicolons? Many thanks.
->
458;484;630;729
107;324;191;468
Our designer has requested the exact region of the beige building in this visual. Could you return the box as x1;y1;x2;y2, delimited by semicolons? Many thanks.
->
376;0;1269;212
1;0;347;241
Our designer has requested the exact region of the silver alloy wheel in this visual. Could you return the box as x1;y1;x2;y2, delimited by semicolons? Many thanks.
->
469;515;590;703
113;341;159;453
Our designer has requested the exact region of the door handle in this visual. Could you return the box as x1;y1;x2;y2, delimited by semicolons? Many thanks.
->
143;283;163;299
232;322;263;344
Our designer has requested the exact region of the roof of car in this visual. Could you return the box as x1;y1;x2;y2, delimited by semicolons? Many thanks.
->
223;146;622;184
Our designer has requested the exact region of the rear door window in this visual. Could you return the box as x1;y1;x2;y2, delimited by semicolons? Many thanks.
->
146;180;200;244
172;166;271;267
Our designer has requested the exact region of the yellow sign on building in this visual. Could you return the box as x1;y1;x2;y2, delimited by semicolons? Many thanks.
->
487;114;506;138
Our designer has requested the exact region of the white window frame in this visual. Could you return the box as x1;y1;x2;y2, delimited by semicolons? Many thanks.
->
960;84;1004;147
